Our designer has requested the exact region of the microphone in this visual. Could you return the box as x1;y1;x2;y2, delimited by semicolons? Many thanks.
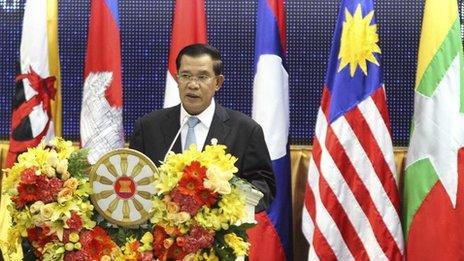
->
163;115;189;162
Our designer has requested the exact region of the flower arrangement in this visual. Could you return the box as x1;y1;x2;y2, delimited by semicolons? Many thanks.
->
1;138;253;261
149;143;252;260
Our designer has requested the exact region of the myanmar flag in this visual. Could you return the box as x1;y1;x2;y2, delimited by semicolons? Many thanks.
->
403;0;464;259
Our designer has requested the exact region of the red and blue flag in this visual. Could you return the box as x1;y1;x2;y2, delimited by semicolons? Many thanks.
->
250;0;292;260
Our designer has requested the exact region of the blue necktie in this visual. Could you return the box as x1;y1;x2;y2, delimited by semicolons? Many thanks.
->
184;116;200;150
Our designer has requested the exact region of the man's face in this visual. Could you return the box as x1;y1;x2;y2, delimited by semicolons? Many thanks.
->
176;54;224;115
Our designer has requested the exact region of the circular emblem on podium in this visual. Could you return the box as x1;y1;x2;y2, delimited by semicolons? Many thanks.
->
89;149;158;227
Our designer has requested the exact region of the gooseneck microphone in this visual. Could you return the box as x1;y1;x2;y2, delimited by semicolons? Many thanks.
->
163;116;189;162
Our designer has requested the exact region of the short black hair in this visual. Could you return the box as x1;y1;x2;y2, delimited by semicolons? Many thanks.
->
175;43;223;75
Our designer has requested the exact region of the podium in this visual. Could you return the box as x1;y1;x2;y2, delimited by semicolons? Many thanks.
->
90;148;264;259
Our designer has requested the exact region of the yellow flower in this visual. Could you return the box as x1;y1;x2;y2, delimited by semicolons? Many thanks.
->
40;204;54;221
194;250;219;261
139;232;153;252
224;233;249;256
166;201;180;214
57;187;74;203
50;137;75;159
163;238;174;249
42;164;56;177
203;165;232;195
69;232;79;243
64;177;79;191
61;170;71;181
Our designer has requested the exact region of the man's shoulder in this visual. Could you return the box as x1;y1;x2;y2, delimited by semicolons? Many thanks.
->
138;105;180;123
220;106;260;128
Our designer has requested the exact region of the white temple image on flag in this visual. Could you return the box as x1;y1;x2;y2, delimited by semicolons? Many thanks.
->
80;0;124;164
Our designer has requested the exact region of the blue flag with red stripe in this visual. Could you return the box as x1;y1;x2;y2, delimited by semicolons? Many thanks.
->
250;0;292;260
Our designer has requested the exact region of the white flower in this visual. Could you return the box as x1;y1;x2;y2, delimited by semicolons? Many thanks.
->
56;159;68;174
47;152;59;167
204;165;233;194
30;201;44;214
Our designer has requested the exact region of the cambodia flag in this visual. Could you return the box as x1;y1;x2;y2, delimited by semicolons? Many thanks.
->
80;0;124;163
250;0;292;260
163;0;207;108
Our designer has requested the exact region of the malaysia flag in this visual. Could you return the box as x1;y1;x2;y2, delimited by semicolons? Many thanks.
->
250;0;292;260
301;0;404;259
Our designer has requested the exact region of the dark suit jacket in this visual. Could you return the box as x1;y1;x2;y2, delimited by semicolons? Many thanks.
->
129;103;276;212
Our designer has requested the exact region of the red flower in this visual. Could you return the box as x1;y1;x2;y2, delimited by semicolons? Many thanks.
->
197;188;218;207
167;242;187;260
170;188;202;215
80;227;116;260
178;174;204;196
64;250;91;261
153;226;168;258
49;177;64;197
27;226;58;251
20;167;38;184
181;226;214;253
36;175;54;203
183;161;207;180
66;212;83;231
16;182;39;205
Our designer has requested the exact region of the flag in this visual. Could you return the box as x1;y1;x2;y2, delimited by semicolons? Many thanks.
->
5;0;61;168
249;0;292;260
163;0;207;108
2;1;61;259
402;0;464;259
301;0;404;259
80;0;124;164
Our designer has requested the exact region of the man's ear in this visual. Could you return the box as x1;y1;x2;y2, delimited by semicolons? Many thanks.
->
174;74;180;85
215;75;224;91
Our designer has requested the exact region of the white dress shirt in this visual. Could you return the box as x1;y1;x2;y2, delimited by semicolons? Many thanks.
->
180;98;215;151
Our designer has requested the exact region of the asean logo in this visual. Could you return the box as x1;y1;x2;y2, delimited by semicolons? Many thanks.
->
89;149;158;227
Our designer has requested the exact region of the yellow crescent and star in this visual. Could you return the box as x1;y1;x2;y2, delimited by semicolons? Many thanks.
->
338;4;381;77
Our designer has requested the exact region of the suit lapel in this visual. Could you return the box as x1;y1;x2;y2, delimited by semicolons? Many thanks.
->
160;105;182;154
203;104;231;150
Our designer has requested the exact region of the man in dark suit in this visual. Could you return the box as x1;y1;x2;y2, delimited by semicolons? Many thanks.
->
130;44;275;212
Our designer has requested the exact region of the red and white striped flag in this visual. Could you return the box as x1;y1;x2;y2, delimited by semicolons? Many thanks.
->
80;0;124;163
301;0;404;259
163;0;207;108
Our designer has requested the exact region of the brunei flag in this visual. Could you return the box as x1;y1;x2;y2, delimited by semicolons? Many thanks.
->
80;0;124;164
5;0;61;168
403;0;464;259
250;0;292;260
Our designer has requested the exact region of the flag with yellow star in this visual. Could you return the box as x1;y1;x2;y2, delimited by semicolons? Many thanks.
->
302;0;404;259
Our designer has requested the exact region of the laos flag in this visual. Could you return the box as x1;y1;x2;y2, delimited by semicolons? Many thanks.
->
250;0;292;260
